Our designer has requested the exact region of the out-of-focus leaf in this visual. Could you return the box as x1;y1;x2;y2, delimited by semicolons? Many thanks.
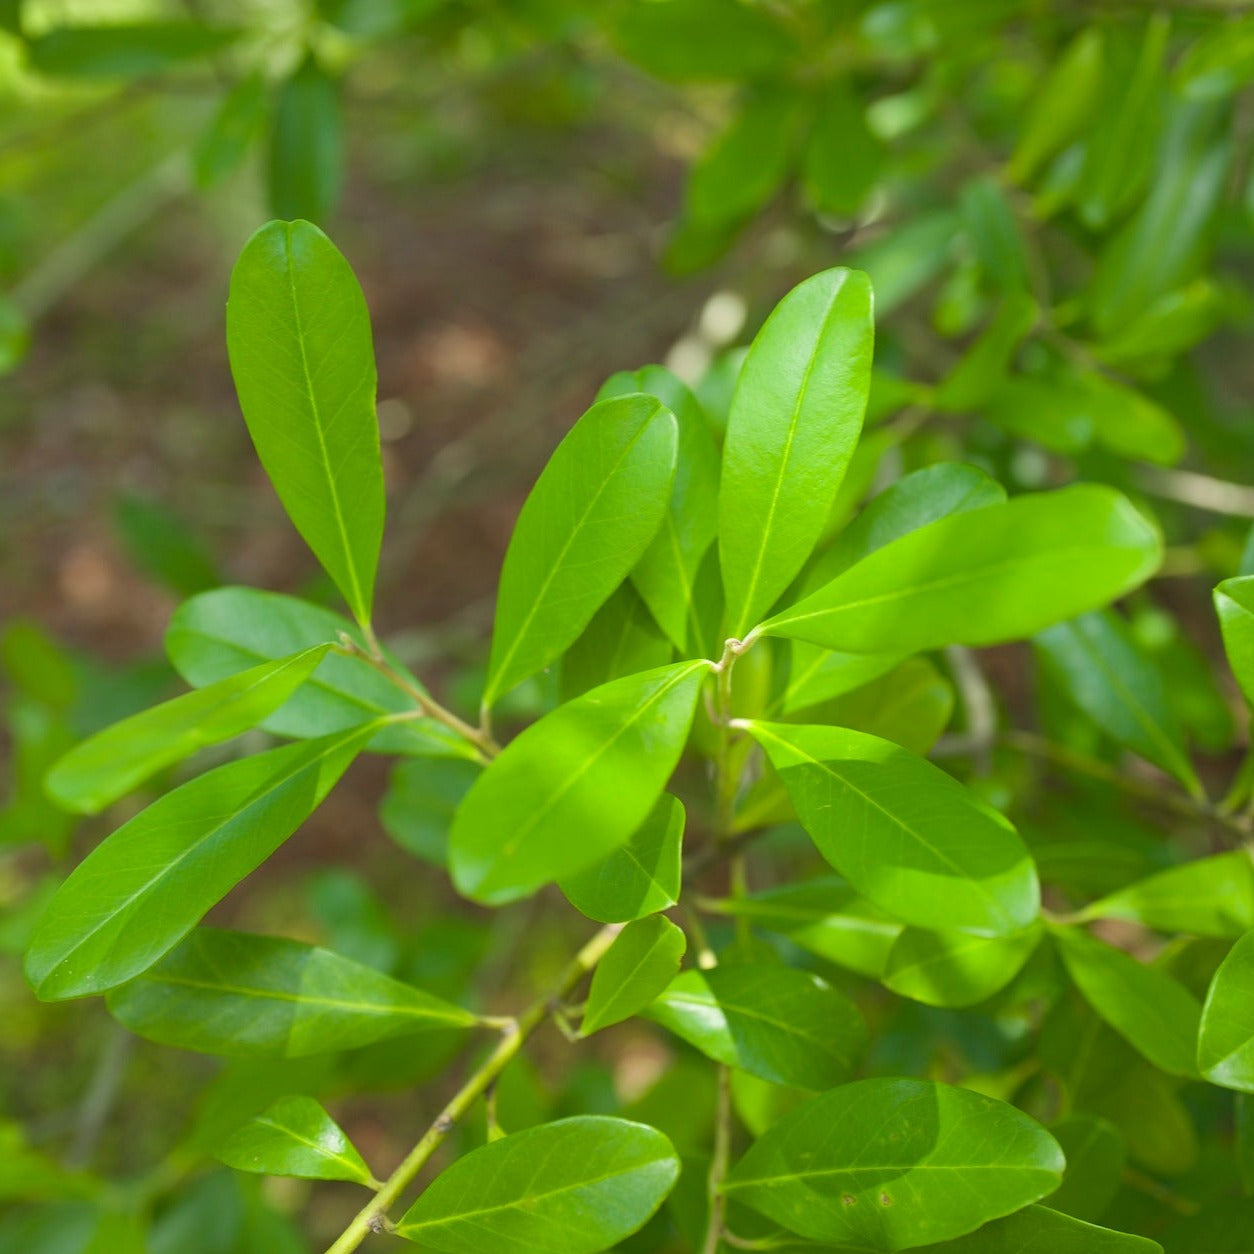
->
959;177;1030;294
381;757;480;866
269;58;343;223
1046;1114;1126;1223
934;291;1037;412
0;293;30;375
1176;15;1254;99
803;80;884;216
27;22;239;77
195;74;268;190
114;494;220;596
913;1206;1159;1253
582;916;686;1035
1096;277;1230;370
850;210;958;316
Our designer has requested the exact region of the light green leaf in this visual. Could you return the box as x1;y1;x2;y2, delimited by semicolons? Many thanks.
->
642;963;866;1089
719;268;874;636
450;662;710;903
166;586;471;759
107;927;475;1057
725;1078;1064;1250
598;367;719;651
1046;1115;1127;1223
25;724;379;1000
395;1116;679;1253
1052;925;1201;1077
27;22;239;77
1198;927;1254;1092
914;1206;1159;1253
269;58;343;223
1079;852;1254;938
741;721;1039;936
883;923;1042;1008
1037;610;1200;796
934;292;1037;412
1177;15;1254;98
582;917;686;1035
214;1096;376;1185
195;73;268;190
559;794;684;924
226;220;384;627
483;395;678;709
1216;576;1254;707
759;485;1161;655
45;646;331;815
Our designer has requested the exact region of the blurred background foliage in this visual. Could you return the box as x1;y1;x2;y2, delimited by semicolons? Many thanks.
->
7;0;1254;1250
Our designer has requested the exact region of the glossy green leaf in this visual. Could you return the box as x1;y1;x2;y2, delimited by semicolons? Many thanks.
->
759;486;1161;654
559;583;672;701
1198;927;1254;1092
742;721;1039;936
1216;576;1254;707
107;928;475;1057
559;794;684;923
803;80;884;216
450;662;710;903
642;963;866;1089
27;22;239;77
483;394;677;708
166;586;470;758
1079;852;1254;938
719;268;874;636
1046;1115;1126;1223
883;922;1042;1008
226;220;383;627
45;646;331;815
25;724;379;1000
914;1206;1159;1253
214;1096;375;1185
598;367;718;651
1052;925;1201;1077
1037;610;1200;796
725;1078;1064;1250
395;1116;679;1253
381;757;481;866
582;917;686;1035
195;73;268;190
269;58;343;223
702;877;902;978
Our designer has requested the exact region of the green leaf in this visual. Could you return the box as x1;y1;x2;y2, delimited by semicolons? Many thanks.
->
166;586;470;758
195;73;268;190
27;22;238;77
934;292;1037;412
914;1206;1160;1253
226;220;384;627
559;583;672;701
381;757;481;866
1046;1115;1126;1223
582;917;686;1035
725;1078;1064;1249
741;721;1039;936
1052;925;1201;1077
483;395;678;708
450;662;710;903
758;485;1161;654
1009;27;1105;182
803;80;884;217
959;178;1031;294
114;493;220;596
559;794;684;923
598;367;719;651
702;876;901;978
883;922;1042;1008
45;646;331;815
107;927;475;1057
1079;852;1254;939
719;268;875;636
269;58;343;223
1037;610;1200;796
0;294;30;377
395;1116;679;1252
1216;576;1254;707
1198;927;1254;1092
25;724;379;1000
1177;16;1254;99
642;963;866;1089
214;1096;376;1185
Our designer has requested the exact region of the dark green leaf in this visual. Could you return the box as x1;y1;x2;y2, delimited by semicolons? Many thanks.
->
1046;1115;1126;1223
725;1078;1064;1249
269;58;343;223
1198;926;1254;1092
959;177;1031;294
642;963;866;1089
559;794;684;923
113;493;220;596
914;1206;1159;1253
742;721;1039;936
45;646;331;815
107;928;475;1057
214;1096;376;1185
395;1116;679;1252
803;80;884;217
758;486;1161;654
582;916;686;1035
559;583;672;701
227;220;383;627
27;22;238;77
381;757;481;866
25;724;379;1000
719;268;874;635
450;662;710;903
483;395;677;708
